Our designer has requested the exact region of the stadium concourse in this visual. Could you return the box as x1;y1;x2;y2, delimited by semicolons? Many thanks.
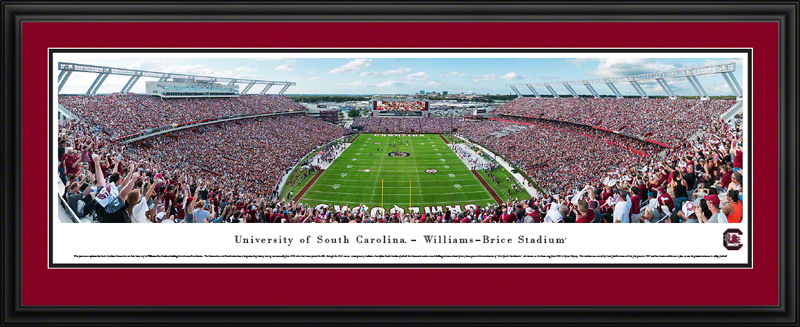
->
57;94;744;224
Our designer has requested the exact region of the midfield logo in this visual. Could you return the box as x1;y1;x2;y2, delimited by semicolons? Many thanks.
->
388;151;410;157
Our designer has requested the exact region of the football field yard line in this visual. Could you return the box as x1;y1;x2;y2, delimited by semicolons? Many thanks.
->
321;184;485;189
439;137;499;205
296;133;496;208
314;179;480;183
297;197;494;206
412;135;423;205
304;190;488;196
373;136;387;206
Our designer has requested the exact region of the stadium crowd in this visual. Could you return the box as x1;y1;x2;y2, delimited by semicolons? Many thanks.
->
58;94;306;137
492;97;737;145
58;91;744;224
262;114;743;224
59;111;349;223
353;117;456;134
376;101;427;111
457;119;653;195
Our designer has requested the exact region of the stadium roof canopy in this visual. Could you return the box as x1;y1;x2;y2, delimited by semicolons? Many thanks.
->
506;61;742;100
57;62;296;95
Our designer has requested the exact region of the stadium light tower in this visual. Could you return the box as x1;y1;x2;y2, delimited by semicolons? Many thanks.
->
584;83;600;98
121;76;141;94
260;82;275;95
57;62;297;95
86;73;109;95
509;85;523;98
278;84;292;95
721;71;743;99
563;83;580;98
544;85;560;98
685;76;709;100
57;70;72;92
656;78;677;99
629;80;648;98
526;85;541;98
241;82;256;94
606;82;624;99
506;61;740;101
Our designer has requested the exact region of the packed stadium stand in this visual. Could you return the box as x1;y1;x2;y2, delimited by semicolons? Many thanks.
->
491;97;737;146
353;117;457;134
57;94;349;223
58;94;306;137
57;86;743;225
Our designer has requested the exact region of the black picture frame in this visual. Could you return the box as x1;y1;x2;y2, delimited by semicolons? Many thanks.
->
2;1;797;326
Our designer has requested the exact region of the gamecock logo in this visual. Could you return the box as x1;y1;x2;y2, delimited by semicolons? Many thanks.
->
388;151;410;157
723;228;743;250
425;169;438;174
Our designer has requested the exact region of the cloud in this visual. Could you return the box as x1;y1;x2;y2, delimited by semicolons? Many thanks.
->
439;72;465;77
500;72;524;80
701;58;744;68
360;67;411;77
406;72;428;80
568;58;594;66
336;80;366;87
234;66;258;73
254;58;286;61
376;80;406;87
125;59;171;71
471;74;497;83
275;64;296;71
308;70;316;75
427;81;443;86
709;83;736;95
162;64;210;75
60;60;261;94
589;58;679;78
307;77;320;80
329;59;372;74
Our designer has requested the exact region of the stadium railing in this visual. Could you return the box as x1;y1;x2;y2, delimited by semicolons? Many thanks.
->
494;113;677;149
58;195;83;223
56;180;82;224
115;110;308;144
275;134;351;199
721;101;744;125
453;133;547;197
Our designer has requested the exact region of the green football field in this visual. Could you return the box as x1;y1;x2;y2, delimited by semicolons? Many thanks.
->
295;134;499;210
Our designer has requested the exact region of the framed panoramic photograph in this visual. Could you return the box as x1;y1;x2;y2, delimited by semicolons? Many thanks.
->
2;1;797;326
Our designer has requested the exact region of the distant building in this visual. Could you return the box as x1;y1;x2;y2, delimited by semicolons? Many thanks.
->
419;90;425;95
443;91;448;95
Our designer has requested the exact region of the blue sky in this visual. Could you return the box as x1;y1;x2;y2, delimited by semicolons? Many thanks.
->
56;56;745;96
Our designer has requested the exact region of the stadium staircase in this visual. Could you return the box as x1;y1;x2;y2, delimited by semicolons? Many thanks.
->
721;101;744;125
687;99;705;113
57;104;80;121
